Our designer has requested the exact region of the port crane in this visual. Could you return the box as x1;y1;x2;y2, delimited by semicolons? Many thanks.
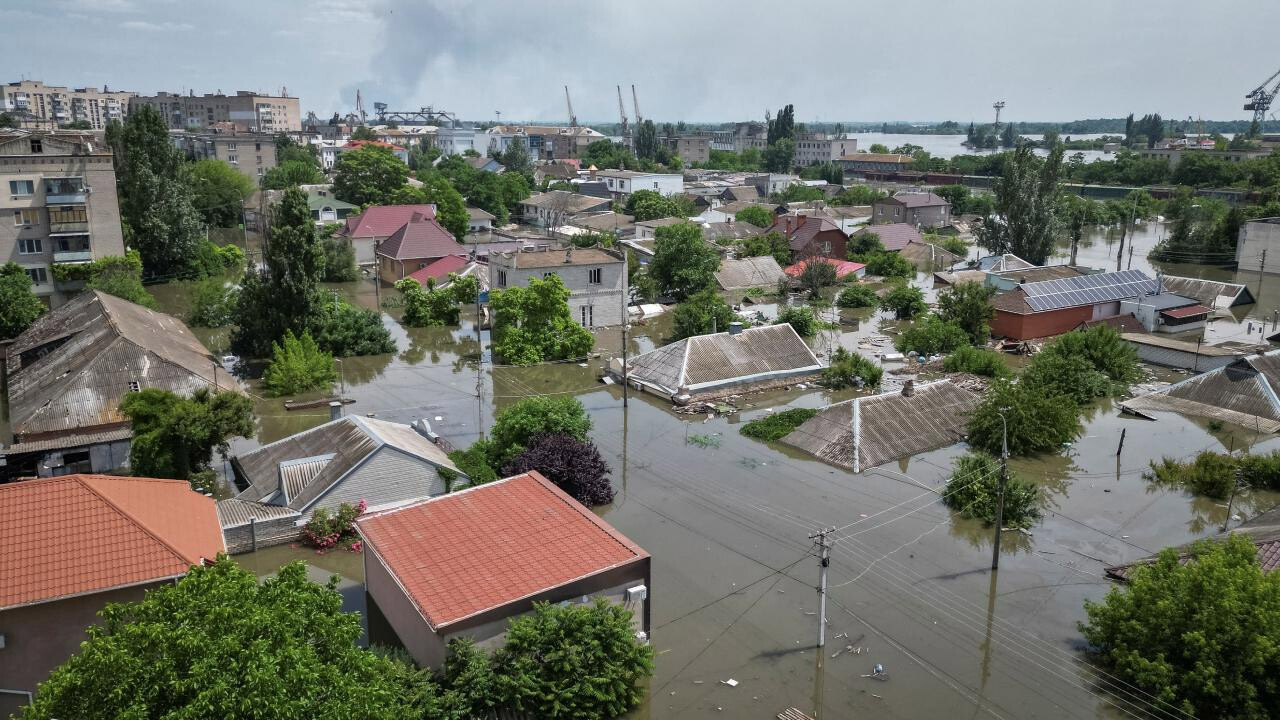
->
632;84;642;126
1245;67;1280;127
616;85;630;137
564;86;577;127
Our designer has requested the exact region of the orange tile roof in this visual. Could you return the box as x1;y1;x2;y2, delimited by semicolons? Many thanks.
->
0;474;224;610
357;471;647;629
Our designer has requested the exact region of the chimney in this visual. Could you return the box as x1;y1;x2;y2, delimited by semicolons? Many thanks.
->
728;321;743;336
901;379;915;397
329;401;343;421
564;246;573;263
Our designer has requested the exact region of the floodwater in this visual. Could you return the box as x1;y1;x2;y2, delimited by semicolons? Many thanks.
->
149;241;1280;719
847;133;1115;164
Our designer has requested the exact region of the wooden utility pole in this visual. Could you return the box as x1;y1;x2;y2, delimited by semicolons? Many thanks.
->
991;411;1009;570
809;528;833;648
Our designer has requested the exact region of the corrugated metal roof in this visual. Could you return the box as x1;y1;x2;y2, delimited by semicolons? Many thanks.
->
1;427;132;456
897;241;962;269
281;455;333;503
1123;350;1280;431
216;498;301;529
683;324;822;388
1159;275;1255;309
715;256;788;290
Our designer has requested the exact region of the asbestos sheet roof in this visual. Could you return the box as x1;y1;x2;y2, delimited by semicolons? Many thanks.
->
233;416;460;512
1106;505;1280;581
715;256;788;290
884;191;950;208
1;427;132;456
357;471;647;630
6;291;238;439
626;324;822;397
216;498;301;529
855;223;921;251
782;380;979;472
522;190;611;214
0;475;224;610
1122;350;1280;432
1159;275;1255;309
703;221;767;244
897;241;962;269
992;264;1087;283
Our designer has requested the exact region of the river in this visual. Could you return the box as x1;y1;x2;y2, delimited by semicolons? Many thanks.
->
847;132;1117;164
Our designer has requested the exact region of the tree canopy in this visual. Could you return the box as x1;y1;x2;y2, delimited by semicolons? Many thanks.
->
502;432;613;506
186;158;254;227
262;330;337;397
975;144;1065;265
119;387;254;488
736;206;774;228
332;145;409;206
487;395;592;469
936;282;996;344
625;189;685;221
966;378;1081;457
648;223;720;300
0;262;45;339
490;274;594;365
261;160;325;190
671;287;738;340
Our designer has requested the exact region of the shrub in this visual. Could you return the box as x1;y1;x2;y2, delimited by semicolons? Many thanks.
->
501;433;614;505
836;284;879;308
1237;451;1280;491
321;237;357;282
879;283;926;319
798;259;839;299
448;444;499;485
262;330;337;397
822;347;883;389
895;314;969;356
864;250;914;278
671;288;738;341
0;261;46;338
735;205;774;228
846;231;884;260
1020;350;1114;404
1037;325;1141;386
942;346;1010;378
775;305;819;336
934;234;969;256
83;250;158;309
740;408;819;442
943;452;1041;528
212;243;245;270
1145;451;1238;499
397;278;461;327
186;277;237;328
307;299;395;357
301;500;367;550
967;378;1082;457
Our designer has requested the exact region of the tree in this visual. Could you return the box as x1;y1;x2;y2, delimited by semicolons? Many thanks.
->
261;159;325;190
112;105;210;279
975;144;1065;265
671;287;737;340
767;104;795;145
941;346;1010;378
275;133;320;167
1037;325;1141;388
321;236;358;282
332;145;409;206
624;189;684;221
1080;534;1280;719
737;230;791;267
262;330;337;397
119;387;254;485
863;251;914;278
1000;122;1017;148
0;262;45;338
833;185;887;206
762;138;795;173
798;258;838;299
83;250;158;308
648;222;720;300
936;282;995;344
502;433;613;505
23;561;442;720
879;283;926;319
736;206;774;228
0;111;17;128
847;231;884;260
499;135;532;176
836;284;878;308
771;183;823;204
397;277;466;326
822;347;883;389
634;120;659;161
944;453;1041;528
388;176;469;240
869;143;890;154
490;274;594;365
487;395;591;469
305;297;395;357
350;125;378;141
495;599;654;719
186;158;254;227
186;277;237;328
775;305;818;336
894;314;970;355
966;379;1081;457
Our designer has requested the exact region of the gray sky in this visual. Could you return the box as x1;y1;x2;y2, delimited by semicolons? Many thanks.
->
7;0;1280;125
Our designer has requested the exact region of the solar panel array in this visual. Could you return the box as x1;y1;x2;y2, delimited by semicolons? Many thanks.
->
1021;269;1156;312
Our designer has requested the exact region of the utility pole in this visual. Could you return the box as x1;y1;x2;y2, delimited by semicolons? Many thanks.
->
991;410;1009;570
373;237;382;310
621;292;630;408
1127;241;1135;270
809;528;834;648
476;298;485;440
1259;248;1267;294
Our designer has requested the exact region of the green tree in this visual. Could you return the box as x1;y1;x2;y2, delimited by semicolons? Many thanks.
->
832;185;887;206
625;189;682;221
941;346;1010;378
0;262;45;339
495;599;654;719
186;277;237;328
500;136;532;176
894;314;970;355
736;205;774;228
737;231;791;267
775;305;818;336
798;258;838;299
83;250;158;308
261;159;325;190
1000;122;1017;148
879;283;926;319
1036;325;1141;389
836;284;879;308
23;561;442;720
847;231;884;260
767;104;795;145
0;111;18;128
1080;534;1280;720
966;378;1082;457
397;277;463;326
389;176;469;240
649;222;720;300
321;237;358;282
350;125;378;140
864;251;914;278
187;158;254;227
332;145;409;206
305;297;395;357
634;120;659;161
762;138;795;173
490;274;594;365
487;395;591;468
771;183;824;203
936;282;995;344
869;143;890;154
119;387;254;484
944;453;1041;528
822;347;883;389
275;133;320;167
671;288;737;340
975;144;1065;265
262;330;337;397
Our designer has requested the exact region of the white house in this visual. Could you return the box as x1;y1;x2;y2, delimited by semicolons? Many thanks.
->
594;169;683;202
488;246;628;327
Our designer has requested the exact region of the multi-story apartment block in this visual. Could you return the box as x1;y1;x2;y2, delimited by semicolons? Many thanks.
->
486;125;606;161
171;131;279;182
0;131;126;307
0;81;134;130
793;133;858;167
130;90;301;133
666;135;711;165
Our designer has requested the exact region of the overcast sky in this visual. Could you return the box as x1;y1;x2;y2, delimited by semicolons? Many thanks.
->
7;0;1280;125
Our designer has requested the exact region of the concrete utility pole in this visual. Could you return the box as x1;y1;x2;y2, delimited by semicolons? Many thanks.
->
810;528;834;648
621;291;630;408
1259;248;1268;294
991;410;1009;570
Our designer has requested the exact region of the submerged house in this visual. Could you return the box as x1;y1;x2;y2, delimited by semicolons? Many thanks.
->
714;256;789;290
219;415;466;552
782;379;979;473
1105;504;1280;582
611;322;823;402
1;291;239;481
1121;350;1280;432
359;471;650;670
1158;275;1255;310
990;269;1159;341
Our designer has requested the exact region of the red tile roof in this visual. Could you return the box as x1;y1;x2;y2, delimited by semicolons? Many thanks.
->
378;214;461;261
0;475;224;610
342;139;402;151
1161;304;1212;319
357;471;647;629
343;204;436;238
406;254;470;285
784;257;865;278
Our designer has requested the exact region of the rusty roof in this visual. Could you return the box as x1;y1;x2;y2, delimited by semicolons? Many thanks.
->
626;323;822;397
6;291;238;440
357;471;647;630
0;475;223;610
1122;350;1280;432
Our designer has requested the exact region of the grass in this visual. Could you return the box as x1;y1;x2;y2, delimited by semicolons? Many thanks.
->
740;408;819;442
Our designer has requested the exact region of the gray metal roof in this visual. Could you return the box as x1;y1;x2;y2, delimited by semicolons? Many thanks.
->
1021;269;1156;312
1159;275;1255;309
6;291;239;440
715;256;788;290
626;324;822;397
216;498;301;529
1122;350;1280;432
1137;292;1199;311
1;427;133;456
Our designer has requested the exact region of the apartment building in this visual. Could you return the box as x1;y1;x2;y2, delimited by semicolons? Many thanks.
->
130;90;301;132
0;131;126;307
486;125;607;161
0;81;134;130
794;133;858;166
171;131;278;182
666;135;711;165
489;246;628;327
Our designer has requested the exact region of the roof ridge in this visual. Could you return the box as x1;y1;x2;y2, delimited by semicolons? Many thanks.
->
73;475;199;566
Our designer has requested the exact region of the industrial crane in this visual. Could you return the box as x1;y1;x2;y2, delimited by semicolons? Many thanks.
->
632;84;642;126
564;85;577;127
616;85;629;137
1245;67;1280;127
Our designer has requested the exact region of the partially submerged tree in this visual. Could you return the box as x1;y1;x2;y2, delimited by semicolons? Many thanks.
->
822;347;883;389
119;387;254;488
975;144;1065;265
648;222;721;300
486;395;592;469
490;274;593;365
186;158;254;227
262;330;337;397
966;379;1082;457
0;261;45;339
936;282;995;344
894;314;970;356
502;432;614;506
943;452;1041;528
879;283;926;319
332;144;409;206
671;288;738;341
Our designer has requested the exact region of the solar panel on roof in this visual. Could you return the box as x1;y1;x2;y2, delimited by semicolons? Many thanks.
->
1021;270;1156;312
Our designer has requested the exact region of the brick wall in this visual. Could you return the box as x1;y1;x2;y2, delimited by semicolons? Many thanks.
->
222;515;301;554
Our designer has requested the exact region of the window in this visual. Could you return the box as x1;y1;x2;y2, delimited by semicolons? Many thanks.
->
255;142;262;151
588;268;602;284
29;138;42;153
14;209;38;226
256;155;262;164
227;154;238;163
823;241;832;254
497;269;507;287
25;267;48;284
44;177;84;195
128;380;142;392
580;304;593;326
227;142;238;150
18;237;42;254
61;450;92;474
9;180;34;196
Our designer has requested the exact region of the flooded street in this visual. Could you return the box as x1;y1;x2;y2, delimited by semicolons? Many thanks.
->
177;240;1280;718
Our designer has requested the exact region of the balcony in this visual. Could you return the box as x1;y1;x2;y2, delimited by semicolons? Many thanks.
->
46;191;87;204
53;250;93;264
49;220;89;234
